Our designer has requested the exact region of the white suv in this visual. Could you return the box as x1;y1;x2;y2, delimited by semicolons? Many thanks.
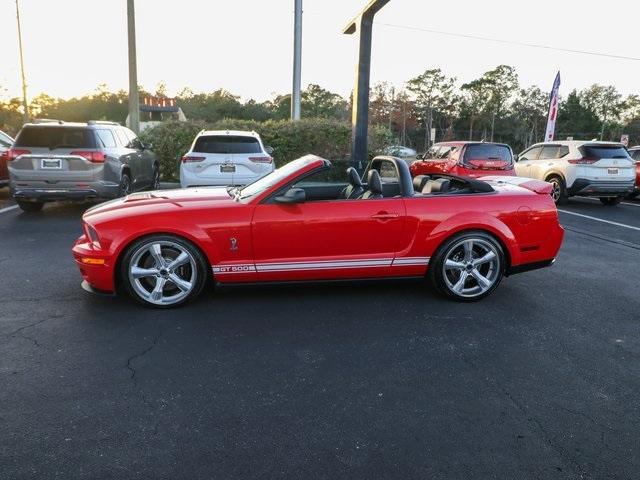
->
180;130;274;188
515;141;635;205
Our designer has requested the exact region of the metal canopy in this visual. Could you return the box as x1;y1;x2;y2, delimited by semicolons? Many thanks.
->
343;0;390;170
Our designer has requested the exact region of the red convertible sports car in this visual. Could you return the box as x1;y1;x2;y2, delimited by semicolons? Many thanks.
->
72;155;564;308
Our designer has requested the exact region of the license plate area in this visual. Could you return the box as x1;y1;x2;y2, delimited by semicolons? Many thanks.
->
41;158;62;170
220;164;236;173
607;168;619;175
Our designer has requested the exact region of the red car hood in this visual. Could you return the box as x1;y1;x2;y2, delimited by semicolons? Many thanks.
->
84;187;234;219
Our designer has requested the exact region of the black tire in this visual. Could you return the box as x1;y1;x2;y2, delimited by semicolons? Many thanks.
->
626;192;638;200
119;172;132;197
428;231;505;302
149;164;160;191
17;200;44;212
600;197;621;206
120;234;208;308
547;176;568;205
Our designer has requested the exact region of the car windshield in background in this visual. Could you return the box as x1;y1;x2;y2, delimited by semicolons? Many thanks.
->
194;136;262;154
581;146;631;159
464;144;512;162
240;158;317;200
15;127;96;149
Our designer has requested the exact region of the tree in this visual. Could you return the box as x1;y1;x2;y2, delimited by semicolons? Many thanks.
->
460;78;491;140
480;65;519;141
579;85;624;140
557;90;601;140
301;84;348;120
407;68;456;147
510;86;549;147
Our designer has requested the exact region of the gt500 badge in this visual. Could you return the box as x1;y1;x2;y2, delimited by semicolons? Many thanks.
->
213;264;256;274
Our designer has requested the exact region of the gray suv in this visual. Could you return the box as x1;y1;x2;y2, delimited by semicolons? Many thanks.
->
9;120;159;212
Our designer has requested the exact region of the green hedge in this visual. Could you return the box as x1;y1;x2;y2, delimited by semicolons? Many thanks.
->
140;118;392;181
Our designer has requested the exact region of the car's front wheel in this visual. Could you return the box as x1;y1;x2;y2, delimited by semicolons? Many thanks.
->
429;231;504;302
120;235;208;308
600;197;622;206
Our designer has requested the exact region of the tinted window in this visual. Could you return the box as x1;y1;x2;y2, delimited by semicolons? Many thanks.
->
581;145;631;159
96;129;117;148
464;144;512;163
539;146;560;160
115;129;129;147
15;126;96;149
123;128;142;149
631;150;640;161
521;147;542;160
194;136;262;154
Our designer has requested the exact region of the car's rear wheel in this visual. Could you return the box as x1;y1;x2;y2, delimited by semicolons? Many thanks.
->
120;235;208;308
17;200;44;212
547;176;568;205
429;231;504;302
600;197;621;206
119;172;132;197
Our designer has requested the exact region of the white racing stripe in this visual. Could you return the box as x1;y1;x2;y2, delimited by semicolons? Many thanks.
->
0;205;18;215
558;209;640;232
213;257;430;274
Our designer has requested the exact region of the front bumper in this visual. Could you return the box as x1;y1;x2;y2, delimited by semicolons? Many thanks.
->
72;235;116;293
568;178;635;197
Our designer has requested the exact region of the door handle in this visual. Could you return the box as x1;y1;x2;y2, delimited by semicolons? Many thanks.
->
371;212;399;220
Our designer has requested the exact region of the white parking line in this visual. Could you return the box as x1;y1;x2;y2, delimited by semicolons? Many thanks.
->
558;209;640;232
575;197;640;208
0;205;18;215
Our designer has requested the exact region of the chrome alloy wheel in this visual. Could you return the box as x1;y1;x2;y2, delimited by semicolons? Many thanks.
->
442;238;501;298
128;240;197;306
549;178;562;203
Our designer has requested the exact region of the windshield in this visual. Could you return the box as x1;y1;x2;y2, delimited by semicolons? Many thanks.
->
194;135;262;154
15;126;96;149
239;158;318;200
464;144;512;162
581;145;631;159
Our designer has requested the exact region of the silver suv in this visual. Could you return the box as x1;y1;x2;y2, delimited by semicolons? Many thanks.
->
8;120;159;212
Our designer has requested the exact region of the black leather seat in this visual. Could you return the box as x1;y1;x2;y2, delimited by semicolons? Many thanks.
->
340;167;365;199
359;170;384;199
413;175;430;193
422;178;451;194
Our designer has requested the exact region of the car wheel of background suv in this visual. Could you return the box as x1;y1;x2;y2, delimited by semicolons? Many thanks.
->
546;175;568;205
16;200;44;213
600;197;622;206
119;173;132;197
149;165;160;191
428;231;505;302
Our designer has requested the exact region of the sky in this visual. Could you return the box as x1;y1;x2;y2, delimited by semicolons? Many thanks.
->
1;0;639;102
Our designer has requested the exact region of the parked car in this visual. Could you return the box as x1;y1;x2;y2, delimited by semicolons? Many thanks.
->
7;120;159;212
0;129;14;187
515;141;636;205
73;155;564;308
410;142;515;179
626;146;640;199
383;145;417;158
180;130;274;188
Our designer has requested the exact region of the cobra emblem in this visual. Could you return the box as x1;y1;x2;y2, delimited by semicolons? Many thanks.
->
230;237;238;252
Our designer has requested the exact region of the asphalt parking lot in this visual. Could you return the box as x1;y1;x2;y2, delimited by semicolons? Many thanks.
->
1;188;639;479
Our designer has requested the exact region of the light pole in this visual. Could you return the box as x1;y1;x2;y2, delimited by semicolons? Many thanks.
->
127;0;140;133
15;0;29;124
291;0;303;121
343;0;390;170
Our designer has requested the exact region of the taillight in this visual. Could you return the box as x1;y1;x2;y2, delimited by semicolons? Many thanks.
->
71;151;106;163
568;157;598;165
182;155;205;163
249;156;273;164
7;148;31;161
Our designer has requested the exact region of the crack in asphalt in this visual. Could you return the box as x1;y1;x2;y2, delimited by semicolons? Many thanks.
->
125;325;164;380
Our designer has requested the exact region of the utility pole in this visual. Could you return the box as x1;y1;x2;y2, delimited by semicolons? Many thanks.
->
127;0;140;133
343;0;390;170
15;0;29;124
291;0;303;121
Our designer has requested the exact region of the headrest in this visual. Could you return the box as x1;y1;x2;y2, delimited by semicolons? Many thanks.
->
366;170;383;194
422;178;451;194
413;175;430;192
346;167;363;187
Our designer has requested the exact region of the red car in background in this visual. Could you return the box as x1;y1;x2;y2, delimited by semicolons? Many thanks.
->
73;155;563;308
627;146;640;198
0;130;14;187
410;141;515;179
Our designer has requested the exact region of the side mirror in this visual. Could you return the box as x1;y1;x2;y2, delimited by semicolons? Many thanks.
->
415;154;424;160
274;187;306;204
513;154;519;162
145;143;153;150
265;145;274;155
